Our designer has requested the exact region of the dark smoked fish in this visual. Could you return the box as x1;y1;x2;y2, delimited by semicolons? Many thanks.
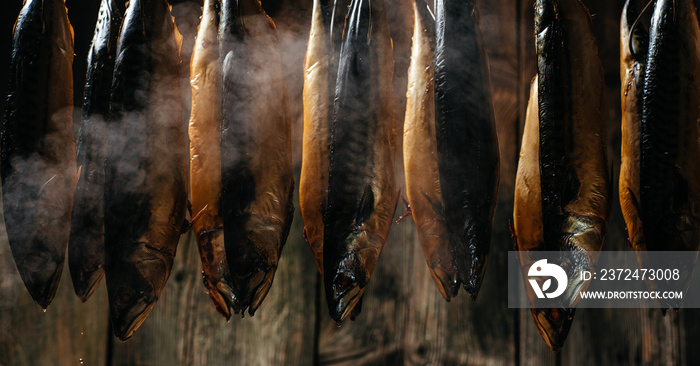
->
69;0;125;303
105;0;186;340
189;0;235;320
324;0;397;324
514;0;610;352
434;0;499;300
2;0;76;310
220;0;294;316
404;0;459;301
637;0;700;305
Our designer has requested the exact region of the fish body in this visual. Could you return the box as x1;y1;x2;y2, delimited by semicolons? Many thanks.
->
404;0;458;301
2;0;76;310
324;0;397;324
636;0;700;304
619;0;647;256
514;0;610;352
219;0;294;316
189;0;235;320
301;0;351;277
69;0;125;303
105;0;186;340
434;0;499;299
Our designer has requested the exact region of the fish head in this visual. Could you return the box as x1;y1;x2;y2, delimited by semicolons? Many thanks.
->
13;245;64;310
531;307;575;353
324;229;382;324
106;249;165;341
558;215;605;306
226;214;282;317
621;0;649;75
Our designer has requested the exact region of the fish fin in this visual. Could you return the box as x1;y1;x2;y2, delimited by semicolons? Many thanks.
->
395;189;412;224
181;204;208;234
356;184;374;226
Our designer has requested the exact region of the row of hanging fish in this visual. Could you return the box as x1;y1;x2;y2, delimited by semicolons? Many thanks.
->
300;0;500;324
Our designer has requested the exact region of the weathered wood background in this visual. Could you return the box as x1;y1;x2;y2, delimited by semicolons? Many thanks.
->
1;0;698;364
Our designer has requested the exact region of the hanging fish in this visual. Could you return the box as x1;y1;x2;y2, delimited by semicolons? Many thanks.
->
301;0;351;284
2;0;76;310
434;0;499;300
219;0;294;317
324;0;397;324
404;0;459;301
189;0;236;319
105;0;187;340
69;0;126;303
514;0;610;353
635;0;700;305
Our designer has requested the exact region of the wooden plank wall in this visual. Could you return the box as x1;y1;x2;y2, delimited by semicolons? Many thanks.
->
0;0;698;365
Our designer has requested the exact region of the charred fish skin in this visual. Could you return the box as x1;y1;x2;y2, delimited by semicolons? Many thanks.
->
523;0;609;352
404;0;459;301
324;0;397;324
434;0;499;300
190;0;236;320
639;0;700;304
2;0;76;310
69;0;125;303
619;0;647;253
105;0;186;340
219;0;294;317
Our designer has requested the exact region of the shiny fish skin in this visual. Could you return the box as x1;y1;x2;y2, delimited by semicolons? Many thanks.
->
2;0;76;310
300;0;350;276
514;0;610;353
189;0;235;320
69;0;125;303
434;0;499;300
324;0;397;324
219;0;294;317
404;0;459;301
637;0;700;305
105;0;186;340
619;0;646;257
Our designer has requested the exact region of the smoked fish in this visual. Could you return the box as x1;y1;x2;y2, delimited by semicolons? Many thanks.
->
619;0;646;257
219;0;294;316
324;0;397;324
105;0;187;340
189;0;236;319
633;0;700;305
434;0;499;300
404;0;459;301
514;0;610;352
300;0;351;282
2;0;76;309
69;0;125;303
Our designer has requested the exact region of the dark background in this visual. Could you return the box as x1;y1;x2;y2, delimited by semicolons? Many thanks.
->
1;0;700;365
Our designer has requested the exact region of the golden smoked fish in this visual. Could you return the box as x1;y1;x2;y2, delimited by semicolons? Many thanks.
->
404;0;459;301
620;0;700;306
514;0;610;352
2;0;76;309
301;0;351;279
189;0;236;320
434;0;499;300
105;0;186;340
220;0;294;316
324;0;397;324
69;0;125;303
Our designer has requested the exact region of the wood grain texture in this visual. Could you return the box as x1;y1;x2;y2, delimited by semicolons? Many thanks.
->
1;0;700;365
